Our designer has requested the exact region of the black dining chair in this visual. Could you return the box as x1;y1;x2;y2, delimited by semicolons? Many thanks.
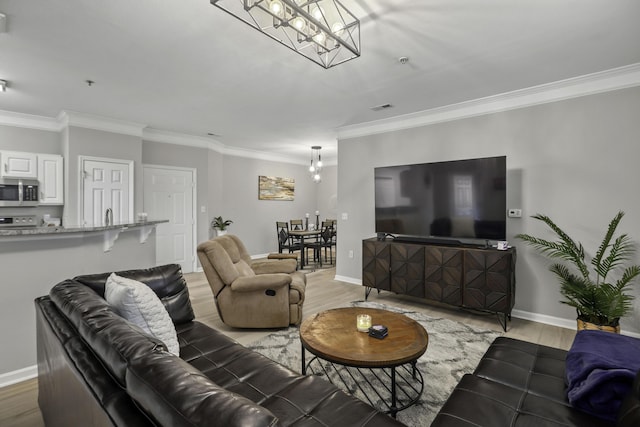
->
319;221;335;265
276;222;301;254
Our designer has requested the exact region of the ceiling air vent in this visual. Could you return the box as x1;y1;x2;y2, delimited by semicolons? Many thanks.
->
370;103;393;112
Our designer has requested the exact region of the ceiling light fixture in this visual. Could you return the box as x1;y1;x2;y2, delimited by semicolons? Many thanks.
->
309;145;322;182
0;80;7;92
210;0;360;69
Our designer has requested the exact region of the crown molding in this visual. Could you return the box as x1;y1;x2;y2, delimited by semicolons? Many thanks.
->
337;62;640;140
222;145;304;165
0;109;307;164
58;111;146;137
0;109;61;131
142;128;224;152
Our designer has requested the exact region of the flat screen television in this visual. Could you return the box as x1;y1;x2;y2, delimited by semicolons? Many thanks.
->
375;156;506;242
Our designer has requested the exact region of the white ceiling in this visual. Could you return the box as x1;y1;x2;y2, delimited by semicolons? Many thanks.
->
1;0;639;163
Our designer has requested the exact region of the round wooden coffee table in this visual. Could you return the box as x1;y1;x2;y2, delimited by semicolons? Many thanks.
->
299;307;429;417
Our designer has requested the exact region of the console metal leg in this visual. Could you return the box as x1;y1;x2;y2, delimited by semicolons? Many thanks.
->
301;344;306;375
390;367;397;418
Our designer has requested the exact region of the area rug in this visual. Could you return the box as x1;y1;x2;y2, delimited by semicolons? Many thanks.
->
246;301;502;426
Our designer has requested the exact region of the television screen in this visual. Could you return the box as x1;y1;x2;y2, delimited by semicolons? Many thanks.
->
375;156;506;241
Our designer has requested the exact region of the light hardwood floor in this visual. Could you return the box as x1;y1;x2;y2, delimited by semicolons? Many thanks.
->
0;267;576;427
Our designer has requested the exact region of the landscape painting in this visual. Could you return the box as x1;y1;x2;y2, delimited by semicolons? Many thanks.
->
259;176;295;201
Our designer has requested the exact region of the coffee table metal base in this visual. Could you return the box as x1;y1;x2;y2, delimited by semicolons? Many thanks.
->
302;348;424;418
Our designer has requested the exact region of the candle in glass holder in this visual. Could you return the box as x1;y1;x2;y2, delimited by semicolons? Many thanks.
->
356;314;372;332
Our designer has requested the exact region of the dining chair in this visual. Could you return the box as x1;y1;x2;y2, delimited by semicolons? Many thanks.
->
289;218;304;249
276;222;301;254
319;221;335;265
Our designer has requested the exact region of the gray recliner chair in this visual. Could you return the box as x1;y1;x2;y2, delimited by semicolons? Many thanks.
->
197;234;306;328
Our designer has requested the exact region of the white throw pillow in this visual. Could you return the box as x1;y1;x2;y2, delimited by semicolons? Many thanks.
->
105;273;180;356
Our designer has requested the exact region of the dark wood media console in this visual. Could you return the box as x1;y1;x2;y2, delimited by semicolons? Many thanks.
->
362;238;516;331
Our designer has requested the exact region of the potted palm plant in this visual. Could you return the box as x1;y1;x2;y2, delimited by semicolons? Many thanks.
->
211;216;233;236
516;211;640;333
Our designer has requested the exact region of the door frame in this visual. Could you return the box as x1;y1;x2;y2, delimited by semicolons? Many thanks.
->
79;155;135;226
142;163;198;273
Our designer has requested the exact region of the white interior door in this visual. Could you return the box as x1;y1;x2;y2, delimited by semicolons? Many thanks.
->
82;157;133;226
143;165;195;273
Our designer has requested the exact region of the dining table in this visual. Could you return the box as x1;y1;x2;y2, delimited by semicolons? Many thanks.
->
288;229;321;269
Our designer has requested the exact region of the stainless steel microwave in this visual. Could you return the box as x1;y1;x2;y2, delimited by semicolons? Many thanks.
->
0;178;39;207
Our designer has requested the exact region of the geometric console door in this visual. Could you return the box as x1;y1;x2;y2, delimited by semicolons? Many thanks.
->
362;238;516;331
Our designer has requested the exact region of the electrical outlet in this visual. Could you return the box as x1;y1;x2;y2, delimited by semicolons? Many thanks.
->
508;208;522;218
348;250;354;258
341;212;348;220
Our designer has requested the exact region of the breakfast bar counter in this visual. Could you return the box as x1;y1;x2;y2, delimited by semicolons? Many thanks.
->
0;220;168;251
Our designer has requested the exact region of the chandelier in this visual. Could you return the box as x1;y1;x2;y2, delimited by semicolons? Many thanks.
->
309;145;322;182
210;0;361;69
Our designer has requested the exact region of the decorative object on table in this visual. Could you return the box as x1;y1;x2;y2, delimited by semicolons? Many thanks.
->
211;216;233;236
209;0;361;69
497;240;508;250
309;146;323;182
305;212;309;230
315;210;320;230
368;324;388;339
258;176;294;201
356;313;372;332
516;211;640;333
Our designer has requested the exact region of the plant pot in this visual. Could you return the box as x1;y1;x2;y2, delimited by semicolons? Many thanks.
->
576;318;620;334
215;230;228;237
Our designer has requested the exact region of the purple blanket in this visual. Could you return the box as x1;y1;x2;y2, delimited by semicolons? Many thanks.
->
566;330;640;422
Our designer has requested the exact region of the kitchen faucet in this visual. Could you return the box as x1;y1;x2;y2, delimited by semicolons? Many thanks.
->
105;208;113;226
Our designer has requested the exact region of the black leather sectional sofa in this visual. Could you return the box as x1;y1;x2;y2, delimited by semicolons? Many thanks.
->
431;337;640;426
35;264;402;427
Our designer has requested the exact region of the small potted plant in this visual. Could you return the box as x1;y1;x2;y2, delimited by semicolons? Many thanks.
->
516;211;640;333
211;216;233;236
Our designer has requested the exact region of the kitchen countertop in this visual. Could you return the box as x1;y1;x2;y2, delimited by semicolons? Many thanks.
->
0;220;168;236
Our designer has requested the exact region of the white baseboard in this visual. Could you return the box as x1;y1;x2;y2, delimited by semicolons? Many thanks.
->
333;275;361;285
511;309;640;338
0;365;37;388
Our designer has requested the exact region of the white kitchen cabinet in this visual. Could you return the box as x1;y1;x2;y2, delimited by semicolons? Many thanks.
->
0;150;38;178
37;154;64;205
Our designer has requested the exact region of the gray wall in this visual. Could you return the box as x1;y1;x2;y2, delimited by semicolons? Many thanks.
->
336;86;640;334
220;155;320;255
317;164;338;221
0;125;60;153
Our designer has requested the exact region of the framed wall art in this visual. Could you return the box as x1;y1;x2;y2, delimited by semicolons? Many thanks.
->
258;176;294;201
